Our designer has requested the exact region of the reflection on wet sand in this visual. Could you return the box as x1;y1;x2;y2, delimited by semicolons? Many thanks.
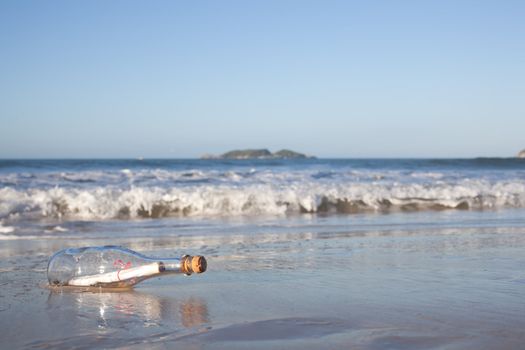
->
47;289;209;331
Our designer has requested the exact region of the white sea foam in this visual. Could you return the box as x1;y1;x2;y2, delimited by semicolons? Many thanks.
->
1;178;525;220
0;234;58;240
44;225;68;233
0;221;15;233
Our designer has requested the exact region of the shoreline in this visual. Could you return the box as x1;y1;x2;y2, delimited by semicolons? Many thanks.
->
1;210;525;349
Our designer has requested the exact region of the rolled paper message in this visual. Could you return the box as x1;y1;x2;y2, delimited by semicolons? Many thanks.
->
67;262;161;286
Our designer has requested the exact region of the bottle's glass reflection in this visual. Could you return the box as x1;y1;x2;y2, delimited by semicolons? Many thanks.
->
47;288;209;331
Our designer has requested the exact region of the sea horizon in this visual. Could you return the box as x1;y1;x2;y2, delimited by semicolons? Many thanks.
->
1;155;524;160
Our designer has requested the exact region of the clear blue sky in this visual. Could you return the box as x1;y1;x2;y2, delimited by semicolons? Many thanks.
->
1;0;524;158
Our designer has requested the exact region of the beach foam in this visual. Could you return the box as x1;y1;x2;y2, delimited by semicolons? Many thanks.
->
1;178;524;220
0;221;15;233
2;159;525;221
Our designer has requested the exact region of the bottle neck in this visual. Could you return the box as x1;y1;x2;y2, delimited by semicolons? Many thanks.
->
157;255;207;275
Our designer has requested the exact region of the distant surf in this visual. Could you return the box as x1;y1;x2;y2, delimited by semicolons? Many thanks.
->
1;158;525;221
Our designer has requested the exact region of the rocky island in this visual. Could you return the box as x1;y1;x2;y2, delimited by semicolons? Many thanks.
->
518;149;525;158
201;149;315;160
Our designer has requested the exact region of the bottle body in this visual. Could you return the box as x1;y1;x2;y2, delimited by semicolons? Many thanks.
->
47;246;206;288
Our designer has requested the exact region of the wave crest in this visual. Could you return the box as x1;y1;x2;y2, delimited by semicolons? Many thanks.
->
1;180;525;220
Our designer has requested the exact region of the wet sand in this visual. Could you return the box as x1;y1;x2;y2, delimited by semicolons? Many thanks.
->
1;212;525;349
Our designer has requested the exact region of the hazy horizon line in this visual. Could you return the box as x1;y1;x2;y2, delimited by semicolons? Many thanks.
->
0;156;523;160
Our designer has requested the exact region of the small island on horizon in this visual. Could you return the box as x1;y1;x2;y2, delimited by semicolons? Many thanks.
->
201;148;315;160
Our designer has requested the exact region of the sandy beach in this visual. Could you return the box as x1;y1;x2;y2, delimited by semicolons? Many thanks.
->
2;210;525;349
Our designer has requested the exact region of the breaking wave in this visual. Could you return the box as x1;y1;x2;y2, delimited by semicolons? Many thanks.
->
1;179;525;221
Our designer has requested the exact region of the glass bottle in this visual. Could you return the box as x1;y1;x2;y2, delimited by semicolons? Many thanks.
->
47;245;207;287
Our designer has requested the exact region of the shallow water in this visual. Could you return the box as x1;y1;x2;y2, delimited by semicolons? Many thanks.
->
1;210;525;349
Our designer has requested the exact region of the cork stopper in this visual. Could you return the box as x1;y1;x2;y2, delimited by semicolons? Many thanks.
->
191;255;207;273
182;255;207;275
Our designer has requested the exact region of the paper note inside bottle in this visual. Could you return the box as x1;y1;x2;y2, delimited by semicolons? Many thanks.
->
67;262;160;286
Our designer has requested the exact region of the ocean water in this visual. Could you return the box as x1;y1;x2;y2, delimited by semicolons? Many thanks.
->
1;158;525;229
1;158;525;349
